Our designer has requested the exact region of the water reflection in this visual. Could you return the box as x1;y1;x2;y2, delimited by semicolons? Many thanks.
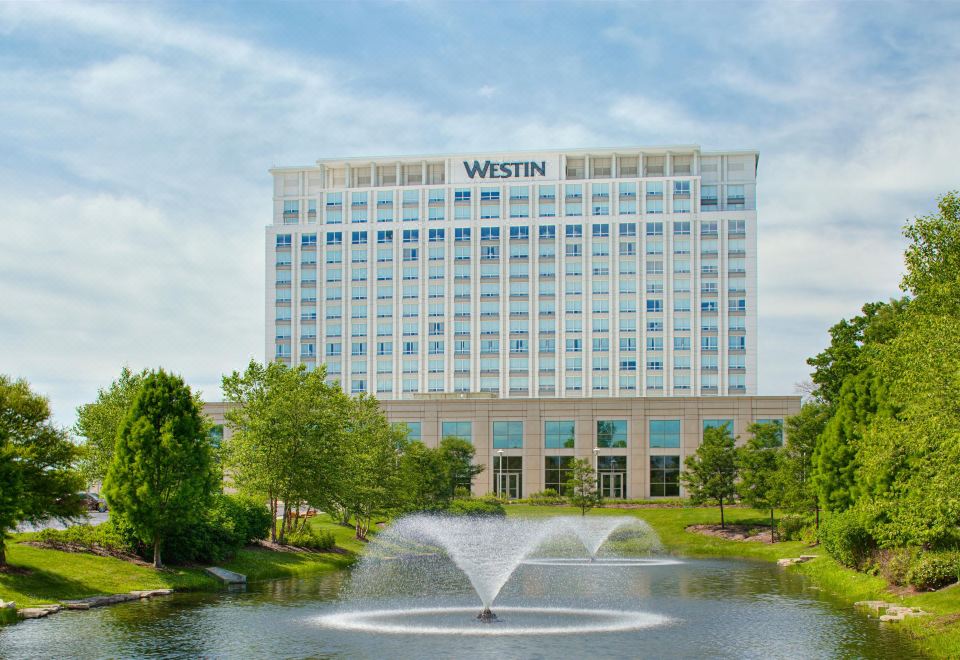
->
0;560;919;659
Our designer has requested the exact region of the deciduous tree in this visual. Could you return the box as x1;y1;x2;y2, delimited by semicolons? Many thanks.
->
566;458;601;516
0;375;85;567
738;422;784;542
681;425;738;529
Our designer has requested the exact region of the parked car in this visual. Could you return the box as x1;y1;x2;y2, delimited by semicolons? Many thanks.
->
78;493;107;512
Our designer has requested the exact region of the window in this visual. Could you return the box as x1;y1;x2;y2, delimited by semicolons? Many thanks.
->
399;422;421;442
544;456;575;495
565;224;583;238
493;421;523;449
649;420;681;448
755;419;784;445
510;226;530;240
650;455;680;497
703;419;733;435
544;420;575;449
325;232;342;246
597;420;627;448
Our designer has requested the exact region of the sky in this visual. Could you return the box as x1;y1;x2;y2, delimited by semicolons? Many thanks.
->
1;1;958;427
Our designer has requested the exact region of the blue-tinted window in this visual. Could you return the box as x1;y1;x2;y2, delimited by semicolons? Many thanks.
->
493;421;523;449
597;420;627;448
649;420;681;448
544;421;575;449
442;421;473;442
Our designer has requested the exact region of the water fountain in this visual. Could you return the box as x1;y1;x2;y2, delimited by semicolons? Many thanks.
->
318;513;676;634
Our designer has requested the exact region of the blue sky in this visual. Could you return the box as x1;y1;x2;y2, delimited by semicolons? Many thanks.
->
1;1;958;426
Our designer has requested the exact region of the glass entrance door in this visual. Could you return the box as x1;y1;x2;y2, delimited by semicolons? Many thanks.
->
497;472;522;500
599;472;626;499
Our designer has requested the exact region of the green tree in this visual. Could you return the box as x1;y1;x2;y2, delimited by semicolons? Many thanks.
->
74;367;149;485
399;440;450;511
0;376;85;567
221;360;346;543
438;436;484;497
566;458;601;516
681;425;738;529
806;299;908;406
738;422;784;542
102;370;216;567
812;369;890;512
333;394;405;540
781;403;830;527
902;191;960;313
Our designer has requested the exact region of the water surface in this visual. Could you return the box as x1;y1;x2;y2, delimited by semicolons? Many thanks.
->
0;558;918;659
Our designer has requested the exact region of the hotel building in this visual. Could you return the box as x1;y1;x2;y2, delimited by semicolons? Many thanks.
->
230;146;800;498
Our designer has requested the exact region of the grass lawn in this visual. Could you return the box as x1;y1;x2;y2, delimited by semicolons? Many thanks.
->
0;543;213;609
0;516;365;614
507;503;960;657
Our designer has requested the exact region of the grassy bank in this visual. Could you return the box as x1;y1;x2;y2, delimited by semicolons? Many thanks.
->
0;518;363;612
507;503;960;657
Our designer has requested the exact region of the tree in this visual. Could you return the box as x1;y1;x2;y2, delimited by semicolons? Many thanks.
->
681;425;738;529
0;375;85;567
738;422;784;542
805;299;908;407
221;360;345;544
102;370;216;567
566;458;601;516
399;440;450;512
438;436;484;497
812;369;891;512
332;394;405;540
781;403;830;527
902;191;960;314
74;367;149;486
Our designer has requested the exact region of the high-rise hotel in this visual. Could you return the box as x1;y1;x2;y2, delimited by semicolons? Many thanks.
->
250;147;799;498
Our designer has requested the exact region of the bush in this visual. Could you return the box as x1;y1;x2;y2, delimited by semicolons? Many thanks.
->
447;497;506;517
285;527;336;550
161;494;272;564
35;520;138;555
529;489;564;506
777;515;809;542
908;552;960;591
818;509;877;569
453;486;472;499
877;548;918;586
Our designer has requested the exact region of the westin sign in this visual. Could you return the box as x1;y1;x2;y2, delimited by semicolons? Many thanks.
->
463;160;547;179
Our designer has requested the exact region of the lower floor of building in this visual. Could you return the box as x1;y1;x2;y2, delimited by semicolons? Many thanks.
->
380;394;800;499
204;394;799;500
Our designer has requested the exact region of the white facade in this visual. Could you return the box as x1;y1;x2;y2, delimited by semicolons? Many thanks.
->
267;146;758;399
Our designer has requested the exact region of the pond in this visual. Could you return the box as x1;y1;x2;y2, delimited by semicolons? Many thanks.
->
0;557;918;659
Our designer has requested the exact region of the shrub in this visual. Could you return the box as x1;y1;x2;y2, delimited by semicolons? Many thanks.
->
876;548;918;586
529;489;564;506
447;497;506;517
777;515;809;542
285;527;336;551
908;552;960;591
453;486;472;499
35;521;137;555
818;509;876;569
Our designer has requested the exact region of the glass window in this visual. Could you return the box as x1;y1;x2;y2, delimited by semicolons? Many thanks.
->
544;456;574;495
400;422;422;442
597;420;627;448
703;419;733;434
650;455;680;497
649;420;681;448
493;421;524;449
755;419;784;445
442;421;473;442
544;420;575;449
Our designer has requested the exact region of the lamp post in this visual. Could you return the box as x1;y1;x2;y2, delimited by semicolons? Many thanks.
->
593;447;600;495
496;449;504;498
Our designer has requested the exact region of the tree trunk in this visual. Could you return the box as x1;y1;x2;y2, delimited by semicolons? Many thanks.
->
269;496;277;543
278;501;289;545
0;539;6;567
815;505;820;531
153;536;163;568
719;497;725;529
770;508;776;543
